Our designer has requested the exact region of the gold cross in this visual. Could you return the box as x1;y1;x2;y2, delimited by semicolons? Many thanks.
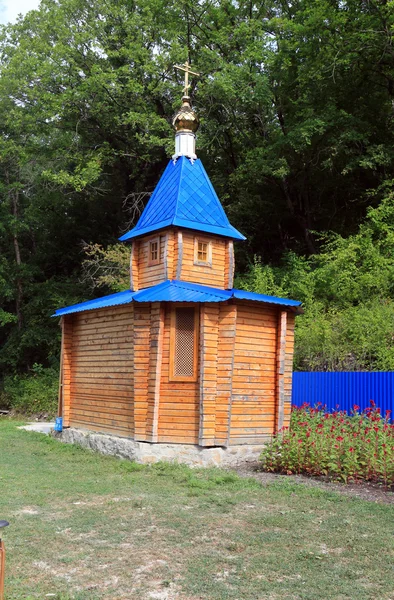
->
174;60;200;96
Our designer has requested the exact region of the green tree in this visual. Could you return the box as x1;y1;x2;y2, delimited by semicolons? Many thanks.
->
1;0;394;382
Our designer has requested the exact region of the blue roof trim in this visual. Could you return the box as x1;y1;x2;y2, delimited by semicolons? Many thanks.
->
172;218;245;240
232;288;301;307
134;279;230;303
53;290;136;317
53;280;301;317
119;157;245;242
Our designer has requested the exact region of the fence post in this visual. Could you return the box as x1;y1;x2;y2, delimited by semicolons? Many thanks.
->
0;521;9;600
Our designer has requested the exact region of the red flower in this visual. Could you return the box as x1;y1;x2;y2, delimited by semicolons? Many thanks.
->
336;436;344;442
353;405;360;411
370;400;376;407
349;447;355;452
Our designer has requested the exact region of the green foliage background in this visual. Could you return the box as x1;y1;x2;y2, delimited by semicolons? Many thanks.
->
1;0;394;407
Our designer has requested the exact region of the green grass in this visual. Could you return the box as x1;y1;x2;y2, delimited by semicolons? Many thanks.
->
1;419;394;599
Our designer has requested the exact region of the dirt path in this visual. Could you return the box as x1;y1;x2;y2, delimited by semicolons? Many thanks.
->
232;461;394;504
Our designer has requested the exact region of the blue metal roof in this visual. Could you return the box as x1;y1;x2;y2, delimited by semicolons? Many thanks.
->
53;280;301;317
54;290;135;317
119;157;246;242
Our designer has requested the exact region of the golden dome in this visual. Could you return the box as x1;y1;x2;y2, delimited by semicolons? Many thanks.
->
172;96;199;133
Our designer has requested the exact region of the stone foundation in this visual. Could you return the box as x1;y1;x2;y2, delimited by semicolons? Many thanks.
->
52;427;266;467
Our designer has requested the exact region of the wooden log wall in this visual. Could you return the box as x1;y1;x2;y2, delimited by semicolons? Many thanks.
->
198;304;220;446
137;235;167;289
283;312;295;428
68;306;134;436
60;299;296;447
146;303;164;442
198;303;237;446
224;240;235;289
158;304;200;443
216;304;237;444
178;231;226;288
131;304;150;440
61;316;73;426
129;228;234;290
228;302;278;444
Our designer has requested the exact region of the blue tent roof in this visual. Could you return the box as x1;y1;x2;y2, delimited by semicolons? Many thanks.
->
119;157;245;242
53;280;301;317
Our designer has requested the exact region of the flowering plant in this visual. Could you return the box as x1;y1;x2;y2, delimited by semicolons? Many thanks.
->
261;402;394;486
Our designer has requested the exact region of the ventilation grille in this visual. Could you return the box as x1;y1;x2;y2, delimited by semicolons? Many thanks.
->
174;308;195;377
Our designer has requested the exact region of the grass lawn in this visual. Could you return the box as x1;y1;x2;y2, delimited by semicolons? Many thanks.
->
1;420;394;599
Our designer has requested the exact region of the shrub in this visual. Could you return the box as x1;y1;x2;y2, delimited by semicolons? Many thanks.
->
261;402;394;486
2;363;59;415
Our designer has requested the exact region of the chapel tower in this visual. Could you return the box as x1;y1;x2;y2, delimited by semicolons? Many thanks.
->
119;61;245;292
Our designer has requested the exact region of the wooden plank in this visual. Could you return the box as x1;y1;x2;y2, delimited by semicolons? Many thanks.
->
57;317;65;417
216;303;236;446
199;304;219;446
275;310;287;432
158;435;198;444
158;304;200;443
62;316;73;425
132;304;150;441
176;231;183;280
283;312;295;428
69;417;131;437
227;240;234;289
148;304;164;442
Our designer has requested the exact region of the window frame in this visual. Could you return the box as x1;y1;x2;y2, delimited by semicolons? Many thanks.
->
148;236;160;266
169;304;200;383
193;237;212;267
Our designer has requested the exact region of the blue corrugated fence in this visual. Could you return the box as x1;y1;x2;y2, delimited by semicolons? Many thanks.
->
292;372;394;416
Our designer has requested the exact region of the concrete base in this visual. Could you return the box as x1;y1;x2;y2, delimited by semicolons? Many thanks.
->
52;427;266;467
19;422;55;435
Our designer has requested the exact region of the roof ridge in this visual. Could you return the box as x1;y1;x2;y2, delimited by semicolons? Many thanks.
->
172;279;230;299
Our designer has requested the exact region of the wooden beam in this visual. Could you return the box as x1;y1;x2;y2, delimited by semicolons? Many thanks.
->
176;231;183;280
129;242;139;291
275;310;287;432
150;304;165;442
227;240;234;289
226;304;237;446
132;304;150;441
62;316;73;427
57;317;65;418
199;304;220;446
163;233;169;280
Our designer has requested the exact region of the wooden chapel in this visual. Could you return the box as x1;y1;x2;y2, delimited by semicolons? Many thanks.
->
54;62;301;455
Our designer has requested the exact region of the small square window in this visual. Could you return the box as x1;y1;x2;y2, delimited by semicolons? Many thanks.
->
194;238;212;266
198;242;208;262
148;238;160;265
